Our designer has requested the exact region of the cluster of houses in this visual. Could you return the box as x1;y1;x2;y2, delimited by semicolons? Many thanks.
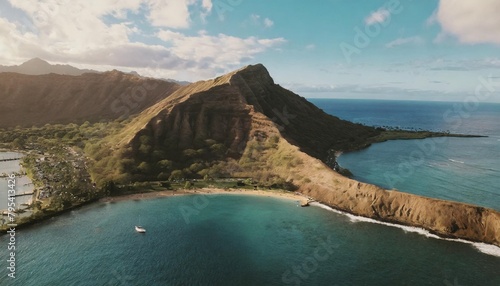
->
30;148;92;204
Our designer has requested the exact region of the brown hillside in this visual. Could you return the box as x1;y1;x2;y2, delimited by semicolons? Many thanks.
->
115;64;380;161
0;71;180;128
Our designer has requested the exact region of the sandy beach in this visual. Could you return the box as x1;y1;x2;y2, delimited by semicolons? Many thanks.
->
99;188;310;205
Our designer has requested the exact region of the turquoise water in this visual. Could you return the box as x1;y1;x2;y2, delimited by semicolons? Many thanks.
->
310;99;500;211
1;195;499;285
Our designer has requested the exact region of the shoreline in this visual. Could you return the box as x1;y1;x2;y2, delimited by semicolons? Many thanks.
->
310;202;500;257
0;188;308;234
99;188;310;204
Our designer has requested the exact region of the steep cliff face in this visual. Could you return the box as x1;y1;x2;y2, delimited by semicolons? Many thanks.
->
228;64;380;157
296;165;500;246
124;64;380;163
0;71;180;127
131;83;255;157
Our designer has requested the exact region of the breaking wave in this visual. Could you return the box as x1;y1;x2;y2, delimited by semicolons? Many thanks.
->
310;202;500;257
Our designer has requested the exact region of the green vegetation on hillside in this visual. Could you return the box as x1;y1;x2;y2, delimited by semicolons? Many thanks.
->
369;130;483;144
0;121;126;226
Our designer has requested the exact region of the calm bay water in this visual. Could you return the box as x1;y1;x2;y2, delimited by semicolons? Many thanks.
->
1;195;499;285
310;99;500;211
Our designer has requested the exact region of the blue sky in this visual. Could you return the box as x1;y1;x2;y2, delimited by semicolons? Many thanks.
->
1;0;500;102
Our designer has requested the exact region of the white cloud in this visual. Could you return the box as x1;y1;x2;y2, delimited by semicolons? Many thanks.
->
7;0;141;53
201;0;212;11
365;8;390;26
436;0;500;45
200;0;213;21
147;0;191;28
385;36;424;48
425;10;437;27
263;18;274;28
284;82;459;102
158;30;286;73
433;32;449;44
428;58;500;71
284;83;338;93
249;14;274;28
250;14;261;24
305;44;316;51
147;0;213;26
0;0;283;80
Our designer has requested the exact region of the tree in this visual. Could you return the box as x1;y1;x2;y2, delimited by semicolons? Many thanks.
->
207;165;223;179
210;144;227;157
152;150;165;160
157;172;169;181
169;170;184;181
138;143;151;155
139;135;152;145
182;149;198;158
12;138;25;149
103;181;119;196
157;159;173;170
204;139;217;146
137;162;151;173
189;163;204;173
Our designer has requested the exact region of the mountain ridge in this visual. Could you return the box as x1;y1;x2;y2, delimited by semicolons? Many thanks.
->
0;58;192;84
107;63;379;166
0;70;181;127
0;58;99;76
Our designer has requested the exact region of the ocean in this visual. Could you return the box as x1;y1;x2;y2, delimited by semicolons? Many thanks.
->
1;195;499;285
1;99;499;285
310;99;500;211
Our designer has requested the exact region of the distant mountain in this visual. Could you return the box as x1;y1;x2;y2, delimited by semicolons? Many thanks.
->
0;58;98;76
164;78;191;86
0;70;181;127
126;72;190;85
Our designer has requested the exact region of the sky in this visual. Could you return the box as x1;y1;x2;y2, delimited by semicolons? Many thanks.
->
1;0;500;102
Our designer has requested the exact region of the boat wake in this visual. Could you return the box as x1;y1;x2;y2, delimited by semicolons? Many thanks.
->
310;202;500;257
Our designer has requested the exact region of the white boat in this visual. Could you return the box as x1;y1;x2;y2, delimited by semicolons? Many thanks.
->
135;226;146;233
